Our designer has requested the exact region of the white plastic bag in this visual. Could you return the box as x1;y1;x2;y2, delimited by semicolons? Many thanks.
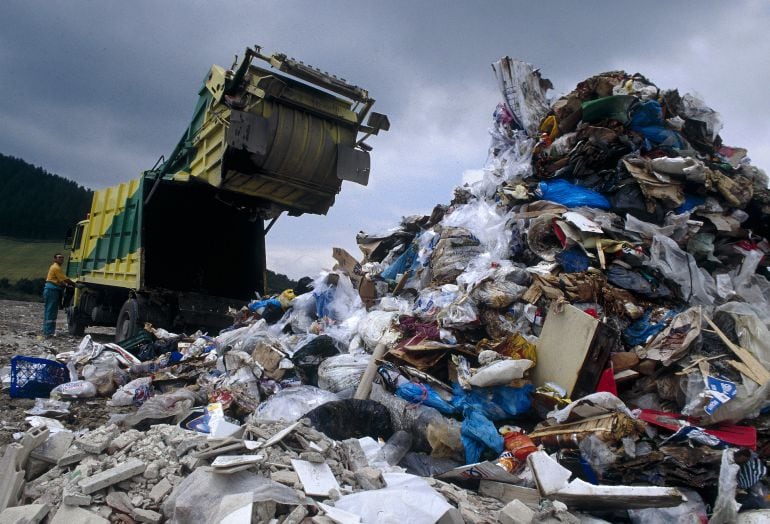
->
440;199;513;260
317;354;370;393
252;386;339;422
468;359;533;388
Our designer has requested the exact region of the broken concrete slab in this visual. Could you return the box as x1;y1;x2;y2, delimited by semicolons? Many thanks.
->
56;445;87;467
0;503;50;524
61;489;92;506
291;459;340;497
49;505;110;524
133;508;163;524
30;431;74;464
0;427;50;512
148;478;172;504
105;491;135;515
528;451;684;510
75;425;119;454
78;458;146;495
270;470;300;486
498;499;535;524
478;480;541;508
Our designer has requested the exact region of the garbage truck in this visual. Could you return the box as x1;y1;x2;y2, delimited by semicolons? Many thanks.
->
64;46;389;341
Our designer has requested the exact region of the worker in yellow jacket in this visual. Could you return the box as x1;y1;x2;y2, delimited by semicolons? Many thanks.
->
43;253;74;337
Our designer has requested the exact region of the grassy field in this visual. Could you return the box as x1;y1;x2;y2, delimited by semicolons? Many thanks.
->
0;236;67;281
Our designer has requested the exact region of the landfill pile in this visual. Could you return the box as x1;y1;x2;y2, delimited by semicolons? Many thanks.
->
3;58;770;523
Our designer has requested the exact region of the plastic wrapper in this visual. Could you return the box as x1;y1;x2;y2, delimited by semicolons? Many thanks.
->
468;359;533;388
112;389;197;428
578;434;617;478
648;234;716;305
317;353;369;393
252;385;339;422
440;199;513;260
334;472;454;523
537;180;611;210
414;285;460;321
627;488;707;524
163;468;301;524
710;449;740;524
108;376;153;407
312;271;364;323
441;297;479;329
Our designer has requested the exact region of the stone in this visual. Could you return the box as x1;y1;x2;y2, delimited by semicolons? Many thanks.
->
339;439;368;472
283;504;309;524
299;451;325;464
75;425;119;455
108;431;141;454
30;431;75;464
106;491;135;515
270;470;300;486
131;494;144;508
78;459;146;495
148;478;172;503
0;503;50;524
24;457;51;481
49;505;110;524
142;462;159;480
498;499;536;524
354;467;386;490
133;508;163;524
254;501;276;522
62;489;92;506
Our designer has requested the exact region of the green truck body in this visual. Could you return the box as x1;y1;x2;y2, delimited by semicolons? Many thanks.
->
65;46;388;340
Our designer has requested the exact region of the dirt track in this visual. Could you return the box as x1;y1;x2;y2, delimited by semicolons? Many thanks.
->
0;299;116;451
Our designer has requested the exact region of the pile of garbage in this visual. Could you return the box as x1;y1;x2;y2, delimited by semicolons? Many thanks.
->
3;58;770;523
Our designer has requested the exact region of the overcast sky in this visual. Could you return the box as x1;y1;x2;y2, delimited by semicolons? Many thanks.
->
2;1;768;280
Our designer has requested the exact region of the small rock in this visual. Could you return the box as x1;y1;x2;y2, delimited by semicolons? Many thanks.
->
283;504;309;524
299;451;325;464
133;508;163;524
271;470;300;486
148;478;172;503
354;467;386;490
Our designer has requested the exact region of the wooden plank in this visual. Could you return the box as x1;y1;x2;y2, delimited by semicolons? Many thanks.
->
703;316;770;384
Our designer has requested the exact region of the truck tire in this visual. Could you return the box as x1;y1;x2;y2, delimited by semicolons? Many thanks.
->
66;306;85;337
116;298;142;343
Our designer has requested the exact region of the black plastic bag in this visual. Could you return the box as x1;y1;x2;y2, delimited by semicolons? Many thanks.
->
304;398;393;441
291;335;339;386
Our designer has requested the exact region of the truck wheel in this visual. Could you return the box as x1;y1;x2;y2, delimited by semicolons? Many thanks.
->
116;298;141;342
66;306;85;337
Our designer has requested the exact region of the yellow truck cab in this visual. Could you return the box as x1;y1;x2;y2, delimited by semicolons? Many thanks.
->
65;46;388;341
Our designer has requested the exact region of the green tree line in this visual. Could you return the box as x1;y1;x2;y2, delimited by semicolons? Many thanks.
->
0;153;93;239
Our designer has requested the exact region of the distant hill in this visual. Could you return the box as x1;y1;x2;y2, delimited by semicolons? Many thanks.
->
0;153;93;240
0;153;297;297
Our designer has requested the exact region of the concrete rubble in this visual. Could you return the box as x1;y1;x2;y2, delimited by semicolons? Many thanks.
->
3;56;770;523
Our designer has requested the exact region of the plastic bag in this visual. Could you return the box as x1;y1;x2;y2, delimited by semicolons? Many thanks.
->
452;383;534;421
164;468;301;524
647;234;716;305
356;310;401;351
461;409;504;464
305;399;393;441
317;353;370;393
414;285;461;321
253;386;339;422
396;382;456;416
441;297;480;329
290;335;339;386
108;376;153;407
538;180;611;210
468;359;533;388
113;389;197;428
578;434;617;478
50;380;97;399
628;488;707;524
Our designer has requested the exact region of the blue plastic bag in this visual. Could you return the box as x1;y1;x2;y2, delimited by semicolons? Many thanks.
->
451;383;533;421
538;180;611;210
461;409;504;464
381;242;418;281
396;382;456;416
622;308;677;346
629;100;688;149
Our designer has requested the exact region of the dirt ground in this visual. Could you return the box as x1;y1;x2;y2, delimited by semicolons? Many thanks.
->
0;299;117;452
